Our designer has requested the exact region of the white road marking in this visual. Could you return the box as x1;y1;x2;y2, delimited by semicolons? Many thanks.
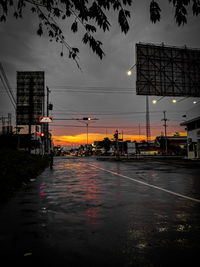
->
89;164;200;204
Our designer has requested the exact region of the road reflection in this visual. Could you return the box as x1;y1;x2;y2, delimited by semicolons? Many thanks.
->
36;157;200;266
47;158;102;227
40;183;46;196
82;170;101;227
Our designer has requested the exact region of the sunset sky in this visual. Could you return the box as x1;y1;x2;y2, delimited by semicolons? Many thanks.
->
0;1;200;146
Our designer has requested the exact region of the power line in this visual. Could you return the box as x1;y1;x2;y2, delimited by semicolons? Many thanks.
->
52;110;186;117
0;63;16;110
48;85;136;94
51;124;182;129
49;85;136;90
51;90;135;94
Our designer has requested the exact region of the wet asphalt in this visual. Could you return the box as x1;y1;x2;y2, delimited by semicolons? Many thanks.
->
0;157;200;266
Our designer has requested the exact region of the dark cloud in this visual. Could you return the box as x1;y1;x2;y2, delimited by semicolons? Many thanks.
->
0;1;199;138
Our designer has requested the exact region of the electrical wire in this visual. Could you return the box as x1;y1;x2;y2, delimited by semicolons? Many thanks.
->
51;124;183;129
48;85;136;94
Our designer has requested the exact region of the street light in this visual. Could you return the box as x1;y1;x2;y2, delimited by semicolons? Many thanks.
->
152;96;165;104
126;63;136;76
78;117;98;146
172;99;177;103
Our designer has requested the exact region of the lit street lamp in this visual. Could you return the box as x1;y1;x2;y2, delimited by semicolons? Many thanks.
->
79;117;99;146
126;63;136;76
152;96;165;104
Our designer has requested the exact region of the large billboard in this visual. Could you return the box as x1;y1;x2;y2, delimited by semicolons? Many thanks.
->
136;43;200;97
16;71;45;125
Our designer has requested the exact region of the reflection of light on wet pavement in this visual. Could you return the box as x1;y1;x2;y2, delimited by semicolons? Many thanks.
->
40;207;47;214
40;184;45;196
136;242;147;249
86;207;99;226
83;171;101;227
158;227;167;232
89;164;200;203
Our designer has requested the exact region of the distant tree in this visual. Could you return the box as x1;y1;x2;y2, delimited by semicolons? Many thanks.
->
102;137;111;154
0;1;199;67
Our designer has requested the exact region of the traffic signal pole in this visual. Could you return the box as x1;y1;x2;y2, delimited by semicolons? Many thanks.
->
114;130;120;159
46;86;50;154
86;122;89;145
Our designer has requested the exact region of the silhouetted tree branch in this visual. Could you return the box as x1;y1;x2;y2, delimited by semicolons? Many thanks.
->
0;0;199;67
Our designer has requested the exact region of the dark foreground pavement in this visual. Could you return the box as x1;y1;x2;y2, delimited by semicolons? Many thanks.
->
0;157;200;266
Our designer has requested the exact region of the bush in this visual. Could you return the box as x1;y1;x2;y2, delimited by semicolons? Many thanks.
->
0;148;49;202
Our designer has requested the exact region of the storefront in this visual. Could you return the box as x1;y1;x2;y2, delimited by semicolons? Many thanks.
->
180;117;200;159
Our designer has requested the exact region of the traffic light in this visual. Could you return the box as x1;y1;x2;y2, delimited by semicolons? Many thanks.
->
40;132;45;140
48;103;53;110
83;117;91;120
114;130;118;140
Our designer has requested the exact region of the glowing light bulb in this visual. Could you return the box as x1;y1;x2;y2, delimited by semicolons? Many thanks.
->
127;70;132;76
152;99;157;104
172;99;177;103
193;101;197;104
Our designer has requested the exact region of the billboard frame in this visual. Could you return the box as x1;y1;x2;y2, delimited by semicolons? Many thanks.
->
16;71;45;125
136;43;200;97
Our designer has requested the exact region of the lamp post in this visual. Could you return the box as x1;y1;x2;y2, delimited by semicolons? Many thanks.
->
162;111;168;155
78;117;98;147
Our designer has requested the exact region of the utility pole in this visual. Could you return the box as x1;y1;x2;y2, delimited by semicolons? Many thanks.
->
46;86;50;154
1;116;5;134
138;123;141;140
47;87;50;117
146;96;151;144
77;117;99;146
162;111;168;155
86;122;89;145
28;78;34;153
114;130;119;159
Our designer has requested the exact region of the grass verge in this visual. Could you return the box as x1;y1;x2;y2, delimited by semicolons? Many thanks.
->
0;148;49;202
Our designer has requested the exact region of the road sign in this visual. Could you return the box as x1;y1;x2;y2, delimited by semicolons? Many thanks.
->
39;116;53;123
127;142;136;154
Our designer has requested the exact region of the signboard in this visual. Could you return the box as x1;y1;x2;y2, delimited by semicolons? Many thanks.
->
127;142;136;154
136;43;200;97
39;116;53;123
16;71;44;125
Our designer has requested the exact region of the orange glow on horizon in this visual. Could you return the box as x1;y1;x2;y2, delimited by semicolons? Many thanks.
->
52;133;146;146
52;131;186;146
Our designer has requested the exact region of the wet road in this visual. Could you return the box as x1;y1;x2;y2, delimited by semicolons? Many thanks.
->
0;157;200;266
